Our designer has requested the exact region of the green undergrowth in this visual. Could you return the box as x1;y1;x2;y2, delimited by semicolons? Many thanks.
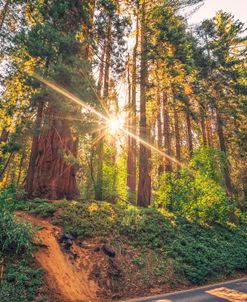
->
16;198;69;218
23;197;247;285
0;189;44;302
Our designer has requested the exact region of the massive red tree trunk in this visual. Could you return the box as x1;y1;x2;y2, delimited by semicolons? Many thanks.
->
137;1;151;207
28;106;78;200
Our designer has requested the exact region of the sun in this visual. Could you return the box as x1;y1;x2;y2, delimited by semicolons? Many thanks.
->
108;117;124;134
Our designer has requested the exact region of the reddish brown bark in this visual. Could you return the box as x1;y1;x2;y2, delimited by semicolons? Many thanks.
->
216;109;233;196
163;93;172;172
186;111;193;156
157;82;164;175
137;1;151;207
174;107;181;170
30;106;79;200
200;110;207;146
127;16;138;202
206;111;213;147
25;100;44;197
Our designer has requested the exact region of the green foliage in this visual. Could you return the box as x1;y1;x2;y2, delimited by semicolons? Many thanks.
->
0;189;33;255
16;198;68;218
57;200;247;284
0;261;43;302
0;189;43;301
154;147;232;225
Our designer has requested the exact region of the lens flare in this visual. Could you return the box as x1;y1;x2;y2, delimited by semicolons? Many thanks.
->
108;117;124;134
32;72;184;167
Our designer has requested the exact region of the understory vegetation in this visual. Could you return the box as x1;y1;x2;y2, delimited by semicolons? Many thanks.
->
0;189;43;302
15;192;247;287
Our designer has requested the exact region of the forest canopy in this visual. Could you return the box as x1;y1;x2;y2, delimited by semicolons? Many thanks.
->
0;0;246;221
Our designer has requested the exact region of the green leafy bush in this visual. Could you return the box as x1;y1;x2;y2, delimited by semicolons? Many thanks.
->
0;188;43;302
154;147;233;225
0;261;43;302
0;189;33;255
58;200;247;284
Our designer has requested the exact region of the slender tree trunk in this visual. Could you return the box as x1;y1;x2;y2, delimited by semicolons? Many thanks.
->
157;79;164;174
95;15;112;201
127;16;138;202
0;152;13;180
216;109;233;196
174;109;181;170
24;100;44;197
200;107;207;146
0;129;9;166
186;111;193;156
137;1;151;207
17;150;25;187
163;92;172;172
206;110;213;147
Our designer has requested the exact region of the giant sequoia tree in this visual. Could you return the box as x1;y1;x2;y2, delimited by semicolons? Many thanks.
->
18;0;95;199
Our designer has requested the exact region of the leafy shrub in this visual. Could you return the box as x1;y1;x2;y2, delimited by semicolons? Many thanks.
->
0;189;33;255
0;261;43;302
16;198;68;218
154;147;233;225
58;200;247;284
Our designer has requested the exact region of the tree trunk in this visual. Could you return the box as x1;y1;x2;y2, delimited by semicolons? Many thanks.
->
216;109;233;196
186;111;193;156
24;100;44;197
174;107;181;170
206;110;213;147
163;93;172;172
29;105;79;200
200;107;207;146
137;1;151;207
127;15;138;203
0;128;9;166
157;80;164;174
95;15;112;201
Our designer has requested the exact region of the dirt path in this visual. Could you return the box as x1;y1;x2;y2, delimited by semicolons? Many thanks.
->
16;212;100;302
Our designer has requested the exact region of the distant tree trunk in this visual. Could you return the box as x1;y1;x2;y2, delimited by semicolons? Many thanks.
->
216;109;233;196
95;15;112;201
0;152;13;180
0;0;10;31
127;16;138;202
24;100;44;197
200;107;207;146
137;1;151;207
163;93;172;172
186;111;193;156
206;110;213;147
174;108;181;170
17;150;25;187
28;105;79;200
0;129;9;166
157;80;164;174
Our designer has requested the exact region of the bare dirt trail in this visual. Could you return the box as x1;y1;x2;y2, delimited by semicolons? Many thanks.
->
16;212;100;302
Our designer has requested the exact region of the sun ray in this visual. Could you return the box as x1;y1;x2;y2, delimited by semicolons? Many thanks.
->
32;73;184;167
